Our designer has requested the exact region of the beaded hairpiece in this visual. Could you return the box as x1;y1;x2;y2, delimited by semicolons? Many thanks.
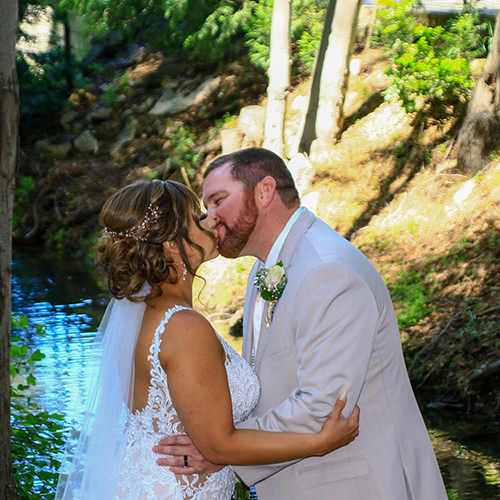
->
105;203;160;242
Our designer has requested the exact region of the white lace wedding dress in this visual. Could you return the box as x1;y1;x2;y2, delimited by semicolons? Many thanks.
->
114;305;260;500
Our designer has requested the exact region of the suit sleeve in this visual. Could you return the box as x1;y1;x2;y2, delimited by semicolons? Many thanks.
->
233;261;380;485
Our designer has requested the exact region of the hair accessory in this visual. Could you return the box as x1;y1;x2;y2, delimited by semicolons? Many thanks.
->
105;203;160;241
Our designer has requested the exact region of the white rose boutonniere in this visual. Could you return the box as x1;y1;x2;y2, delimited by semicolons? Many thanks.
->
254;261;287;328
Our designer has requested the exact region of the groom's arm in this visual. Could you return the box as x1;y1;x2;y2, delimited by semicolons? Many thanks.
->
233;262;379;485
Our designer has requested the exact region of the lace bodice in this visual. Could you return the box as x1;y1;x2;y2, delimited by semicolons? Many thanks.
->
114;306;260;500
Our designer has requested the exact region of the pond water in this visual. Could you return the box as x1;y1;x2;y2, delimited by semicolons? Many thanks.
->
11;247;500;499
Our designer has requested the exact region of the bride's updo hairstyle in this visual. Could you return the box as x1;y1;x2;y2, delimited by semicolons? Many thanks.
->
95;179;214;303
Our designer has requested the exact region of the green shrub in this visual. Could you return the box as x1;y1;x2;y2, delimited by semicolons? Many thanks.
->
376;0;489;117
11;317;65;500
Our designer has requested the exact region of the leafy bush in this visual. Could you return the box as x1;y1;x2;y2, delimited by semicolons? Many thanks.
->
375;0;489;117
11;317;65;500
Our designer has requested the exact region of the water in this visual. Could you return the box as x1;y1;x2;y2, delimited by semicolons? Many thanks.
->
11;247;500;499
11;247;107;417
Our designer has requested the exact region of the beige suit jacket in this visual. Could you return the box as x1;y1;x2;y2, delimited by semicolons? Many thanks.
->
233;209;447;500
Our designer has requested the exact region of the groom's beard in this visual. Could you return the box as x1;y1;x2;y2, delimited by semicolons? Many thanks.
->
217;189;258;259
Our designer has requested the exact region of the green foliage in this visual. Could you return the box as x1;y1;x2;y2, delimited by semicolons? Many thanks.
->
216;112;236;129
244;0;326;73
390;269;432;327
48;228;68;252
60;0;253;63
164;123;201;177
101;74;132;106
11;317;65;499
16;47;72;136
375;0;489;117
13;176;35;228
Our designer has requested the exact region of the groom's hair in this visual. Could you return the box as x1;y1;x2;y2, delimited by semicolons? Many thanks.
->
204;147;300;208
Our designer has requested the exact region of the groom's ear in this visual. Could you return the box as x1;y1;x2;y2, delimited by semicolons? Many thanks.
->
255;176;277;209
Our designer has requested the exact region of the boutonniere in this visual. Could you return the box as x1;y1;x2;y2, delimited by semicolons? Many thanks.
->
254;261;287;328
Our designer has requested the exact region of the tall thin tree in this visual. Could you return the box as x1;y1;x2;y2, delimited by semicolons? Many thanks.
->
263;0;291;157
0;0;20;498
297;0;338;155
307;0;362;163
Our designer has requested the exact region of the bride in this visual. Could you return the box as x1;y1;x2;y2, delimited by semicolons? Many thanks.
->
55;179;359;500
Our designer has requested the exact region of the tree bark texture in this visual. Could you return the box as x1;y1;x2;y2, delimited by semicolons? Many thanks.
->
0;0;19;498
309;0;363;164
263;0;291;158
456;13;500;175
297;0;338;155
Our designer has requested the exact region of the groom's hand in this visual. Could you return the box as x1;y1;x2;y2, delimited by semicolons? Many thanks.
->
153;434;226;474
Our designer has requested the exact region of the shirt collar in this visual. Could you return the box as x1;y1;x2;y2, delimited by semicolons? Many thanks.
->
264;207;304;268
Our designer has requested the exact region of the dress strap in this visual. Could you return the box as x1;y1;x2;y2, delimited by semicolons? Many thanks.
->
149;305;191;370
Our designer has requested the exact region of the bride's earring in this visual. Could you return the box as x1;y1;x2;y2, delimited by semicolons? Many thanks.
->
180;261;187;281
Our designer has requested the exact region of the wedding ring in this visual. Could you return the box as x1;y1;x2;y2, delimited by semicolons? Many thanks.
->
184;455;189;468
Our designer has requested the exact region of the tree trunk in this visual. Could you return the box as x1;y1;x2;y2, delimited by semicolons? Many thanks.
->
364;0;379;52
0;0;19;498
263;0;291;158
456;13;500;175
297;0;338;155
309;0;363;164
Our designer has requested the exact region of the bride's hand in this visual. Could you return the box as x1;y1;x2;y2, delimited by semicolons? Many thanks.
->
316;392;360;455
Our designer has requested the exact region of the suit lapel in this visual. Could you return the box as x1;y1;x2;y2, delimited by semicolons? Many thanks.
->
252;208;316;372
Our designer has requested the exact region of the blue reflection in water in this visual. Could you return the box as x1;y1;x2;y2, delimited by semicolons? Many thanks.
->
11;247;108;420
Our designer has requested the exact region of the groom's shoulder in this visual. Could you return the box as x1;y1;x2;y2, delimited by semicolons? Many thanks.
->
299;215;374;269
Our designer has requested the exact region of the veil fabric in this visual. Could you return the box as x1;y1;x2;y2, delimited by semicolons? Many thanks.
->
55;295;147;500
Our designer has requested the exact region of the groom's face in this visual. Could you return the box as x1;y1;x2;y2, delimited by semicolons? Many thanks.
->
203;163;259;258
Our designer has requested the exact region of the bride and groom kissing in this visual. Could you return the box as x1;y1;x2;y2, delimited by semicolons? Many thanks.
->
56;147;447;500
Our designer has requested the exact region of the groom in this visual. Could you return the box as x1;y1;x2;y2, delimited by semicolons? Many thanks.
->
156;148;447;499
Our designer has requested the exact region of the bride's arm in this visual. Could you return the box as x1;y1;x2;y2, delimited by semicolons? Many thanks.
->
161;310;359;466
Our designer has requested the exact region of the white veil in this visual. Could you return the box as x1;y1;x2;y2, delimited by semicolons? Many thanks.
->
55;295;147;500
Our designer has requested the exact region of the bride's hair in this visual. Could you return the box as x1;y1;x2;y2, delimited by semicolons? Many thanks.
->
95;179;214;303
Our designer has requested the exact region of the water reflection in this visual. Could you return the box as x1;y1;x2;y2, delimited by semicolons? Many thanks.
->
12;247;107;418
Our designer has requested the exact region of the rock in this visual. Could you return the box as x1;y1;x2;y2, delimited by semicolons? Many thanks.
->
220;129;243;155
301;191;320;213
238;105;266;148
123;44;146;67
74;130;99;154
102;61;119;77
140;60;180;88
60;110;78;131
191;136;222;155
121;109;134;122
287;153;315;197
454;180;475;204
88;107;113;122
350;58;361;76
110;117;138;157
134;96;156;114
149;76;222;117
34;139;71;159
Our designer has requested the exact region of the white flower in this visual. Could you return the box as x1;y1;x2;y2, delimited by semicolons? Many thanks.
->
264;264;285;289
